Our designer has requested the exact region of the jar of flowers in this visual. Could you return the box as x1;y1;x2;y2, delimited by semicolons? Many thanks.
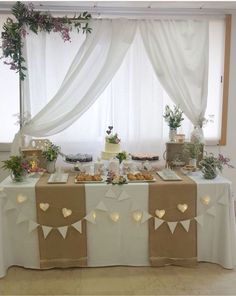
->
183;142;203;167
42;143;60;173
163;105;184;142
2;156;29;182
199;153;234;179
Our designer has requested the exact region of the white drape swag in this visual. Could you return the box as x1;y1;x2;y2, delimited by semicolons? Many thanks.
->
11;19;137;154
139;19;209;126
11;18;209;154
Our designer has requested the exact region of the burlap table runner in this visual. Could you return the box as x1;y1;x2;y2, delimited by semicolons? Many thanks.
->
35;173;87;268
149;172;197;267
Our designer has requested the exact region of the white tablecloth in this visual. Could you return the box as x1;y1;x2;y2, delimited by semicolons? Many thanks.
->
0;173;236;278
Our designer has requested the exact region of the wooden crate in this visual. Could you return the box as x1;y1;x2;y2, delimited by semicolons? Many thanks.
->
21;148;46;168
165;142;204;168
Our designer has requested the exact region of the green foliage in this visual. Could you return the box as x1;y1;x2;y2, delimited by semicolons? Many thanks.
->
199;154;222;179
42;143;60;161
116;151;128;164
1;156;28;180
183;143;203;159
163;105;184;129
1;1;92;80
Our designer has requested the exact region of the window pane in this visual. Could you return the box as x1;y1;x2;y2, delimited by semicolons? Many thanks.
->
0;15;19;143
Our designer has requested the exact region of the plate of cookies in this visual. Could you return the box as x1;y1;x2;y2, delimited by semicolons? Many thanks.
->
126;172;156;183
75;173;105;183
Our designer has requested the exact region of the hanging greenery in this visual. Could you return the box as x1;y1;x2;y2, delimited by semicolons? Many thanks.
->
1;1;92;80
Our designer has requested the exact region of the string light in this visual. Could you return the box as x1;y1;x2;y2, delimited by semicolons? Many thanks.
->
132;211;142;222
110;212;120;222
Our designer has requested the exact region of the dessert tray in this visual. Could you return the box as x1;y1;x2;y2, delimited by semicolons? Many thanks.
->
48;173;69;184
126;173;156;183
157;170;182;181
75;174;106;183
131;153;159;161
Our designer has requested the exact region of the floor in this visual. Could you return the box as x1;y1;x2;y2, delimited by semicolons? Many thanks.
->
0;263;236;295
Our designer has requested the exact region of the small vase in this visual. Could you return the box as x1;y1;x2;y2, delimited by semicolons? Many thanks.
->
46;160;56;174
190;126;204;144
10;171;26;182
169;128;177;142
202;167;218;179
189;158;197;167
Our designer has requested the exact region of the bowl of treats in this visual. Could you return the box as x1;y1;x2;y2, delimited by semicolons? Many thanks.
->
181;165;197;175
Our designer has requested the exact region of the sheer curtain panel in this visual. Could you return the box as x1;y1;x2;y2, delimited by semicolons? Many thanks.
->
139;19;209;126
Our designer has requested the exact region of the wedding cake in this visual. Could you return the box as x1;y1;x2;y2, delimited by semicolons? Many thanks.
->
101;126;121;160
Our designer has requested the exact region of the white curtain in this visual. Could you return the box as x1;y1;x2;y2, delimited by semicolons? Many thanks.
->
11;19;137;154
139;19;209;126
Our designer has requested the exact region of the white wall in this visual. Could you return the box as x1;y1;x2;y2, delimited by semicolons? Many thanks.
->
1;13;236;195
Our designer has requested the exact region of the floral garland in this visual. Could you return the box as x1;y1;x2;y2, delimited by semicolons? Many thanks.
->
1;1;92;80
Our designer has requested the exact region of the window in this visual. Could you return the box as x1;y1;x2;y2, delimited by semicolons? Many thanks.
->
0;16;228;155
0;15;19;144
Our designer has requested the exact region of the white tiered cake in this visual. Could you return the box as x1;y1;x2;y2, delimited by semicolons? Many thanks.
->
101;143;121;160
101;126;121;160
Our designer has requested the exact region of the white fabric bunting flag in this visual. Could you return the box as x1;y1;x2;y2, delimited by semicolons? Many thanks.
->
96;201;108;211
195;215;204;227
154;217;164;230
141;211;152;224
180;220;191;232
84;212;96;224
167;221;178;234
105;187;116;199
42;225;53;239
28;220;39;232
118;190;130;201
72;221;82;233
58;226;68;239
16;212;28;224
3;199;15;212
207;206;217;217
218;195;228;206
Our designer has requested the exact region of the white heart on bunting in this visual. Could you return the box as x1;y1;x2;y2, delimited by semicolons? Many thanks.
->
62;208;72;218
39;203;50;212
177;204;188;213
155;209;165;219
17;194;27;204
200;195;211;206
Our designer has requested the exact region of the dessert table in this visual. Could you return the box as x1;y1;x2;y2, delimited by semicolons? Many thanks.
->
0;172;236;278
